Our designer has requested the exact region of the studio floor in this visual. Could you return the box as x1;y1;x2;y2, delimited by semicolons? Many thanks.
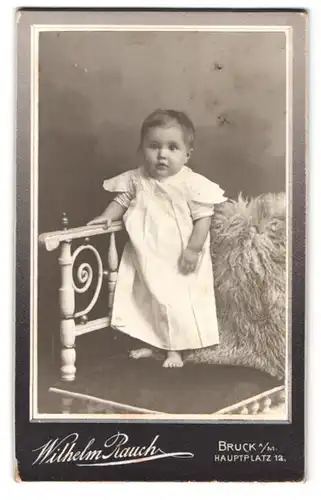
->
37;329;281;415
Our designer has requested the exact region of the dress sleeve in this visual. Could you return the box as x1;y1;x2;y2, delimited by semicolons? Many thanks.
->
187;173;227;220
103;169;136;209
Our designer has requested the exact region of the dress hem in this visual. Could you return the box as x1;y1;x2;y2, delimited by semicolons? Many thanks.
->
111;325;220;351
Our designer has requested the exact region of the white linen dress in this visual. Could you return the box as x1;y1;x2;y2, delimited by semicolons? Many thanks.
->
103;165;227;351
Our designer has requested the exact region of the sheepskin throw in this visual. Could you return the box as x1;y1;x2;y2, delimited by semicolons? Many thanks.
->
186;193;286;380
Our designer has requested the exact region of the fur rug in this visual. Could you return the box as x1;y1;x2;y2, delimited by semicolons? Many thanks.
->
185;193;286;380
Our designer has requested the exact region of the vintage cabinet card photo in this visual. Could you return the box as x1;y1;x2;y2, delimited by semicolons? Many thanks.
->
15;9;306;481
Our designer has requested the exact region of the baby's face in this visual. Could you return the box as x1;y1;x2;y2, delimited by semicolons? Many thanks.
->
141;125;191;179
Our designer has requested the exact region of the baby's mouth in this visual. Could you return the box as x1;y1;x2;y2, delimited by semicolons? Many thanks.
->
156;163;168;168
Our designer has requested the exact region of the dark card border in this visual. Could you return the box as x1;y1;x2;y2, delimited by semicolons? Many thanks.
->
16;8;306;482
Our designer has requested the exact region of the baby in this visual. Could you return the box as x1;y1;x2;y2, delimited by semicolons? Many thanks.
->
88;109;227;367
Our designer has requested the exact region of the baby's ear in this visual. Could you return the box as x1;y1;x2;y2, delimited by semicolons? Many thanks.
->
186;148;193;160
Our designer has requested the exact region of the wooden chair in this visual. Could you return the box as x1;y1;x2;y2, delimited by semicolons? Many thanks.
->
38;214;285;418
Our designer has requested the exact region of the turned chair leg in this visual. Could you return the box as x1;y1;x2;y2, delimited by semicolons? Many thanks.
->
59;240;76;382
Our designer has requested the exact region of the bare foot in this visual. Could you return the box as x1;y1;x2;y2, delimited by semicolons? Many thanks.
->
163;351;183;368
129;348;154;359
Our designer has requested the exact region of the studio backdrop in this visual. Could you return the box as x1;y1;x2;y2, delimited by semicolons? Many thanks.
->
37;30;286;392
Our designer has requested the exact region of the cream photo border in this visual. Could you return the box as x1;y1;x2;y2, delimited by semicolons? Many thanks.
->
30;24;293;422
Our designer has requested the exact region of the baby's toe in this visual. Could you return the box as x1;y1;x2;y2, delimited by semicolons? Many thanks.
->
163;357;183;368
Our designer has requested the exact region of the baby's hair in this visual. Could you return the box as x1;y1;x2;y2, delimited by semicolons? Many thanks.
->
140;109;195;149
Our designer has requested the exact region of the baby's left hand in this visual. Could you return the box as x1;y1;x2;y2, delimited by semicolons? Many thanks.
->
178;247;200;275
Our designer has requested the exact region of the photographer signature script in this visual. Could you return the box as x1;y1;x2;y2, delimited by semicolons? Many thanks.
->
32;432;194;466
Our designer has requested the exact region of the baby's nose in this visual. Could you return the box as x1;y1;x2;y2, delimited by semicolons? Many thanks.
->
158;148;166;157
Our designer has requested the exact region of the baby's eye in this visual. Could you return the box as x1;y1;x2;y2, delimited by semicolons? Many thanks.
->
148;143;159;149
169;143;179;151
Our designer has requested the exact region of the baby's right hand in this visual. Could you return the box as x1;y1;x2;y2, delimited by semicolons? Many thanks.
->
87;216;112;229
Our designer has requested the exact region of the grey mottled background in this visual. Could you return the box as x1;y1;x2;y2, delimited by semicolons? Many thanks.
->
38;30;286;233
